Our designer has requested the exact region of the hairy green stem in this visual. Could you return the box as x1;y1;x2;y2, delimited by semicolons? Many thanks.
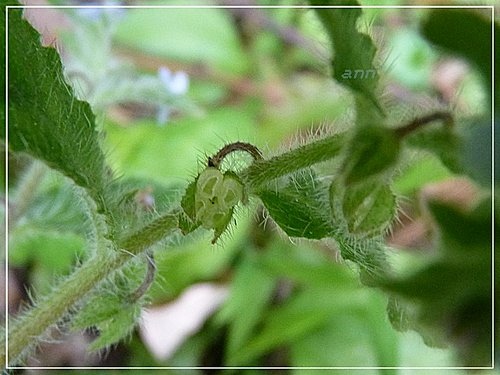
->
240;133;345;190
3;251;127;366
1;210;179;367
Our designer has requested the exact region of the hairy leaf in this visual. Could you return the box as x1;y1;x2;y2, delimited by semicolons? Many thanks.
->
338;181;396;238
310;0;382;115
88;304;141;351
258;170;335;239
7;9;109;207
342;125;400;185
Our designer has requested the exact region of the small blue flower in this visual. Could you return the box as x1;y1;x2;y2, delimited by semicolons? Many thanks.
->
158;67;189;96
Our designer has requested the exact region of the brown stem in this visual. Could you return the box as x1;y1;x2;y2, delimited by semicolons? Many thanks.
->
394;111;453;139
208;142;263;169
129;252;156;303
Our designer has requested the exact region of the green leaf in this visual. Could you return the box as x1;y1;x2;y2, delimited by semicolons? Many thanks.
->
7;9;109;207
405;126;462;174
258;170;335;239
260;241;355;288
290;293;399;369
88;304;141;351
393;155;451;196
310;0;382;115
228;287;368;366
9;230;86;294
336;236;392;286
115;8;249;75
72;258;147;330
71;258;148;350
379;199;493;366
216;253;276;360
341;182;396;238
72;293;126;330
341;125;400;185
148;224;243;302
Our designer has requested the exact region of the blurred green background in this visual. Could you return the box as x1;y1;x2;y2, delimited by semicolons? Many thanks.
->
5;1;494;373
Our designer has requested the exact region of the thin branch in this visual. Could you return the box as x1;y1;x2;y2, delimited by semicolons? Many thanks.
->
394;111;453;139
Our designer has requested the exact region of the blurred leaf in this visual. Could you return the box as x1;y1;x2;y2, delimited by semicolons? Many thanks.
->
460;119;493;188
103;106;256;183
216;253;276;360
115;8;249;75
258;170;334;239
9;230;85;293
260;242;355;288
18;179;88;234
420;10;496;188
9;230;84;269
147;217;248;302
309;0;382;114
387;29;436;90
405;126;462;174
380;199;493;366
7;9;109;207
393;155;451;196
228;286;369;366
290;293;398;370
342;125;400;185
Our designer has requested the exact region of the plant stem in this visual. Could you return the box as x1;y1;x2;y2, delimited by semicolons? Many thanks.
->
240;132;346;190
393;111;453;139
1;210;179;366
3;250;127;366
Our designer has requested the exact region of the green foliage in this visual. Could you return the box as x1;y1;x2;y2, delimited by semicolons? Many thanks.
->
331;181;396;238
115;8;249;75
258;170;334;239
216;252;276;361
218;243;399;368
6;9;110;209
341;125;400;185
404;125;462;174
421;9;496;189
309;0;382;115
72;258;147;350
379;199;493;366
4;4;493;370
